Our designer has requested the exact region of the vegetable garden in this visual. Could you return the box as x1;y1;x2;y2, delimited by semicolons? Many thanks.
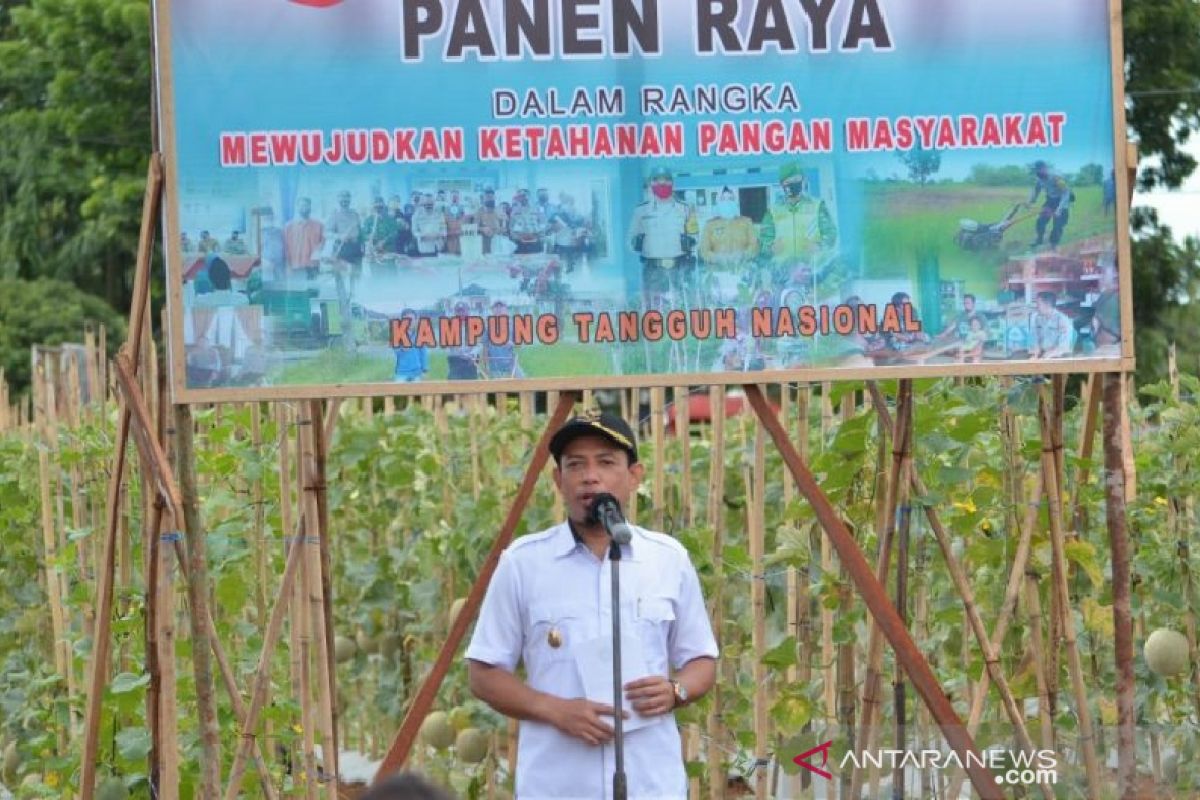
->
1;335;1198;798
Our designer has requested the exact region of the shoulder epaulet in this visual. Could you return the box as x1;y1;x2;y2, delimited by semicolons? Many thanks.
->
507;526;560;552
634;526;688;556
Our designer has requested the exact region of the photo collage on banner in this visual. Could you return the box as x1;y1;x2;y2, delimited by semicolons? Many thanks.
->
157;0;1132;399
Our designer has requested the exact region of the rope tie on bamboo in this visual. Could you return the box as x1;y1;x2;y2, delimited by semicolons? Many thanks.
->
161;531;182;543
284;535;321;546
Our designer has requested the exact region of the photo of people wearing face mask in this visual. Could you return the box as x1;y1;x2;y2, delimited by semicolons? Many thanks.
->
699;187;758;270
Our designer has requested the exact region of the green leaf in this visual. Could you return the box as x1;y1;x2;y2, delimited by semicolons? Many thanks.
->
110;672;150;694
1064;540;1104;587
116;727;152;761
761;636;798;670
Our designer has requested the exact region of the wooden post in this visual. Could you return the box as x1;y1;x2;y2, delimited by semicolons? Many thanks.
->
1103;373;1136;798
1039;387;1101;796
819;383;836;725
892;393;912;799
300;406;338;799
175;404;222;797
705;385;727;800
80;155;163;800
851;381;910;800
33;353;70;755
374;392;579;781
748;420;768;800
309;399;341;780
676;385;692;526
650;386;665;531
156;521;180;800
742;384;1001;799
1023;570;1055;748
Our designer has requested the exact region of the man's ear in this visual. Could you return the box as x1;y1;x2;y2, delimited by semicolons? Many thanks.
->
629;461;646;485
552;464;563;492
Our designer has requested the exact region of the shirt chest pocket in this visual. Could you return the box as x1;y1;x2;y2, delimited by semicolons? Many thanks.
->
528;602;589;662
635;596;676;656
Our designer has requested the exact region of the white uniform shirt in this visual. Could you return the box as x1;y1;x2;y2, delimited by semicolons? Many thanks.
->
466;522;719;800
628;200;690;260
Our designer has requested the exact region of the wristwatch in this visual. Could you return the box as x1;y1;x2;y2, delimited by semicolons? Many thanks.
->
669;679;688;708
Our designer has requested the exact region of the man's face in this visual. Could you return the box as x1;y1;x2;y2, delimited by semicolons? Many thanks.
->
422;195;434;210
782;177;807;199
963;296;976;313
538;190;549;203
553;435;643;527
1037;298;1054;315
650;176;673;199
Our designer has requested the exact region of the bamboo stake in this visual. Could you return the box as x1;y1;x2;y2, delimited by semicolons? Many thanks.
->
34;354;70;755
175;404;222;797
1039;387;1101;796
748;420;768;800
677;386;693;525
625;388;639;522
295;422;318;800
836;390;859;800
80;155;162;800
851;381;910;800
1103;373;1137;799
252;406;269;632
145;370;167;797
469;394;482;500
1023;570;1054;748
44;351;81;731
1069;376;1102;536
819;383;836;725
651;386;665;530
300;409;338;800
309;400;341;779
705;385;727;800
867;384;1048;798
224;530;308;800
742;385;1001;798
935;469;1042;800
157;521;180;800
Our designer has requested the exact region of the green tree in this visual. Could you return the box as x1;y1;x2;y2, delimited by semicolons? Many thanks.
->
0;0;152;312
1124;0;1200;191
0;278;125;393
899;145;941;185
1123;0;1200;382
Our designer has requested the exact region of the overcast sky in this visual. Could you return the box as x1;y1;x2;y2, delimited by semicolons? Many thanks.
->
1136;138;1200;241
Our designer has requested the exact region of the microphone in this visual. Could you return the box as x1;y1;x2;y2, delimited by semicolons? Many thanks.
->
587;493;634;545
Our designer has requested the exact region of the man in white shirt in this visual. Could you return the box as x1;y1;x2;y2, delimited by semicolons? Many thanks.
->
466;411;718;800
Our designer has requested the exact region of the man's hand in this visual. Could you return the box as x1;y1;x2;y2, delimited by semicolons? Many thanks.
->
624;676;676;717
548;698;627;746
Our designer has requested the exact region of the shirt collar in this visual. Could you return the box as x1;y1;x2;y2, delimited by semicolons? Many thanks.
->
553;521;636;559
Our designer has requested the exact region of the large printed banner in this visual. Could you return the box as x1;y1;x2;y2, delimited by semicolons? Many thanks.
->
156;0;1133;400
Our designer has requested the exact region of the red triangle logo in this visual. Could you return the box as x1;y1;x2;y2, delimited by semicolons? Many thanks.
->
792;740;834;781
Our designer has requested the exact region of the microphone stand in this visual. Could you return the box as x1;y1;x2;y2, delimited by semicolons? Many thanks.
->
609;535;628;800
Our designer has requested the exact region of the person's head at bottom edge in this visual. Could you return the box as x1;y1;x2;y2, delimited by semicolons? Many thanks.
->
360;771;455;800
